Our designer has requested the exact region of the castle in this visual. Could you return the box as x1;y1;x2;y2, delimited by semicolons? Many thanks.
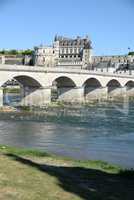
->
33;35;92;69
0;35;134;70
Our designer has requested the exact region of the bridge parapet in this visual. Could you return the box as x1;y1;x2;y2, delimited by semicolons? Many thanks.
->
0;64;134;78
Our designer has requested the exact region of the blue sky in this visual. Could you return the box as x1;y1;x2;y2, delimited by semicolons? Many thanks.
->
0;0;133;55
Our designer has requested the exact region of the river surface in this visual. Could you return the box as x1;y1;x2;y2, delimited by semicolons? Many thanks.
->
1;93;134;168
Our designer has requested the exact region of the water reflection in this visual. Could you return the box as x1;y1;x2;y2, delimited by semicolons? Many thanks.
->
3;93;21;106
1;95;134;168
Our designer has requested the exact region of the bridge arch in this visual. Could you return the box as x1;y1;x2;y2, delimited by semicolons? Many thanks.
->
124;81;134;96
83;78;102;88
80;76;104;88
51;76;77;102
83;78;103;100
52;76;76;88
0;74;44;88
106;79;123;97
2;75;44;106
124;80;134;88
50;74;78;87
13;75;42;87
106;79;121;88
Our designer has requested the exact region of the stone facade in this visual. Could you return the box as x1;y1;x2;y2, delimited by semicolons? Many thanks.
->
33;35;92;68
93;55;134;64
33;46;57;67
0;55;32;66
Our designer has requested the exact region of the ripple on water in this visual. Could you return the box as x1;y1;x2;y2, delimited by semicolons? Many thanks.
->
0;100;134;168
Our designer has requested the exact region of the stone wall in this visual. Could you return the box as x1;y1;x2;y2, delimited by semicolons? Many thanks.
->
93;55;134;64
0;55;33;66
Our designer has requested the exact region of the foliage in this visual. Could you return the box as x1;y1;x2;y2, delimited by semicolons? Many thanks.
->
0;49;33;56
0;49;6;54
128;51;134;56
21;49;33;55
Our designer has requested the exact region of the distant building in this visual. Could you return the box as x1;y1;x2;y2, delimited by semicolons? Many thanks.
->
92;55;134;71
33;35;92;68
93;55;134;65
1;35;134;72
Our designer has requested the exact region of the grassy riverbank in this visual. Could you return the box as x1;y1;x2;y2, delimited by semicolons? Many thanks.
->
0;145;134;200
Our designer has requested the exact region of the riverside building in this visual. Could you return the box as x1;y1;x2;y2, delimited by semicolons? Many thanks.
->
33;35;92;69
1;35;134;71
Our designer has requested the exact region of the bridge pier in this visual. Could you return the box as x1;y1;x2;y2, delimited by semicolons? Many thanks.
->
126;86;134;96
108;87;127;99
21;87;51;106
85;87;108;101
0;87;3;107
58;87;84;103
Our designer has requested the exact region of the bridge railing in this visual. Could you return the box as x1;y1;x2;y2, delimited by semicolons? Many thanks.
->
0;64;134;78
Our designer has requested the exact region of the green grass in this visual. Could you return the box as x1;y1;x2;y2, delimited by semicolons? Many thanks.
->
0;145;50;157
0;145;134;200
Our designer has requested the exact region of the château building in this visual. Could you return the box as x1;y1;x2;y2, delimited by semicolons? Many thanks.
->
33;35;92;68
1;35;134;71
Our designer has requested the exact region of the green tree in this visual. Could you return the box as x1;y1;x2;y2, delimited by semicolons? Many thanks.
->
0;49;6;54
128;52;134;56
9;49;18;55
22;49;33;55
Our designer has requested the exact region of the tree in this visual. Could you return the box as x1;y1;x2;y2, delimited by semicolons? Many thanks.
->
0;48;33;56
9;49;18;55
0;49;6;54
128;52;134;56
22;49;33;55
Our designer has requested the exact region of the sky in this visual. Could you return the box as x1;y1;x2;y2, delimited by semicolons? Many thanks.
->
0;0;133;55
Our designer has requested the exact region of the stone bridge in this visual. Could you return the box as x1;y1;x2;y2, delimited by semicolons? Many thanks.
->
0;64;134;106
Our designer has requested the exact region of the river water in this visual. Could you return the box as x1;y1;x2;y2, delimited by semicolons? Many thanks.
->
1;94;134;168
